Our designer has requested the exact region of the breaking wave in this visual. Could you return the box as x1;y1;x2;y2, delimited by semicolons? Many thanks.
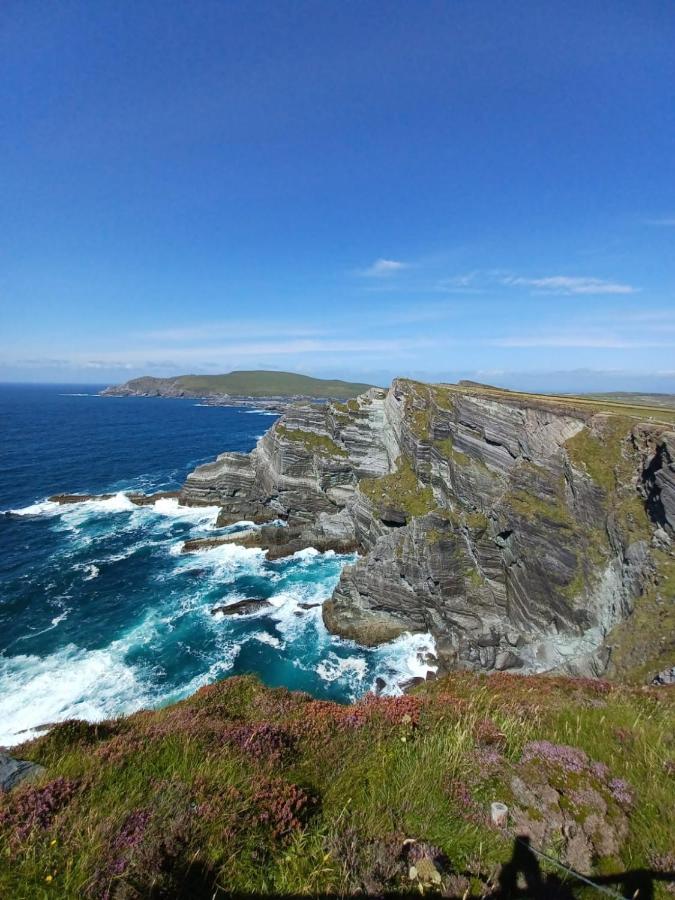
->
0;392;436;747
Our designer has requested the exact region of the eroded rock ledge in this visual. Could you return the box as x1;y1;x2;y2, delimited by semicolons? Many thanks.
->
179;380;675;678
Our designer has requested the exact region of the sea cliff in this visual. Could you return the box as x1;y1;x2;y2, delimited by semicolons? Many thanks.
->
180;379;675;679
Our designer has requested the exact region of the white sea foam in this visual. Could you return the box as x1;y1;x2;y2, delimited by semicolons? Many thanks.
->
103;542;151;563
315;653;368;683
12;605;72;644
85;492;136;513
369;632;438;695
5;499;61;517
173;541;266;583
150;497;220;526
6;493;220;531
175;643;241;697
252;630;283;649
291;546;320;561
244;409;279;416
2;494;436;739
223;519;257;532
81;564;100;580
0;643;147;746
0;599;245;746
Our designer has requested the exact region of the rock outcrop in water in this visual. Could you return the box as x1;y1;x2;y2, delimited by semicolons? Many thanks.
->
180;379;675;677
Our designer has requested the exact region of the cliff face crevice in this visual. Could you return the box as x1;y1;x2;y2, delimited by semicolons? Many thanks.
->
179;380;673;677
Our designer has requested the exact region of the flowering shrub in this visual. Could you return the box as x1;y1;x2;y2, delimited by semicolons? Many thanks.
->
356;693;425;727
568;787;606;814
109;808;152;875
251;779;317;841
223;722;296;764
141;705;223;742
608;778;633;808
252;686;314;721
0;778;80;845
649;850;675;894
520;739;635;815
94;732;145;765
443;777;487;826
473;717;507;748
590;760;610;780
521;740;589;773
289;699;369;739
474;746;504;771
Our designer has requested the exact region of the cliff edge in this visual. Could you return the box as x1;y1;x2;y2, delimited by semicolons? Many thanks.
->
180;379;675;679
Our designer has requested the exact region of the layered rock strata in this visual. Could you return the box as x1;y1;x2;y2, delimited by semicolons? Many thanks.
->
180;381;675;677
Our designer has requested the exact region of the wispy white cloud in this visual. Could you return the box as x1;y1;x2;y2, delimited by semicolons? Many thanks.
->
503;275;638;295
359;258;409;277
2;336;440;371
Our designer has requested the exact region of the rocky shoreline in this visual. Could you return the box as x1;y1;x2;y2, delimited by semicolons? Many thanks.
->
100;389;298;413
176;378;675;679
53;378;675;682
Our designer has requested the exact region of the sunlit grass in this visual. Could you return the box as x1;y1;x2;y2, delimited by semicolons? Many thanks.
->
1;673;673;897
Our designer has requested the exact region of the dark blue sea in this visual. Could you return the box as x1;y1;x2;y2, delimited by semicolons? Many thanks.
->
0;385;433;746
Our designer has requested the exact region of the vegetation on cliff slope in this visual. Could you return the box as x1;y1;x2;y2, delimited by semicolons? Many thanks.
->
104;371;376;400
2;674;673;899
606;550;675;684
360;457;436;518
275;425;348;457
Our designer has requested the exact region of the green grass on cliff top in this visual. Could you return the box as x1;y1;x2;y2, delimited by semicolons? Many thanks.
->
435;380;675;425
2;673;673;899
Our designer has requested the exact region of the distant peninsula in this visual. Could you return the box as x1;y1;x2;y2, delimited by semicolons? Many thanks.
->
101;370;377;409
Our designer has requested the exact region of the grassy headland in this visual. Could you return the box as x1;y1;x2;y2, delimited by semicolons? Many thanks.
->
102;371;376;400
1;673;673;898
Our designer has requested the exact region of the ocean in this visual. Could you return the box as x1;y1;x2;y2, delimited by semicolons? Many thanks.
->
0;384;434;746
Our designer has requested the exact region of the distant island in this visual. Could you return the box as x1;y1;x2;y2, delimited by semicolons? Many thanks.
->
101;370;377;410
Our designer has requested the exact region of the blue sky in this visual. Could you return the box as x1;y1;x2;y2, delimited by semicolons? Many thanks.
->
1;1;674;391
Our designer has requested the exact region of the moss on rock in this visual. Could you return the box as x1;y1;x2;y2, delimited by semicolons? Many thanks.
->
359;457;435;518
276;425;348;457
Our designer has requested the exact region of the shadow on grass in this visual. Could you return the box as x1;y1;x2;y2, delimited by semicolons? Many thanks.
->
490;835;675;900
177;835;674;899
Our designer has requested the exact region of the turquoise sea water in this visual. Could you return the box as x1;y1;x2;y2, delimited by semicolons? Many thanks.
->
0;385;434;746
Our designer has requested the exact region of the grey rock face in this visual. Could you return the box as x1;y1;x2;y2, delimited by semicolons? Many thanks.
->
0;752;45;792
180;380;668;676
643;430;675;532
651;665;675;685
